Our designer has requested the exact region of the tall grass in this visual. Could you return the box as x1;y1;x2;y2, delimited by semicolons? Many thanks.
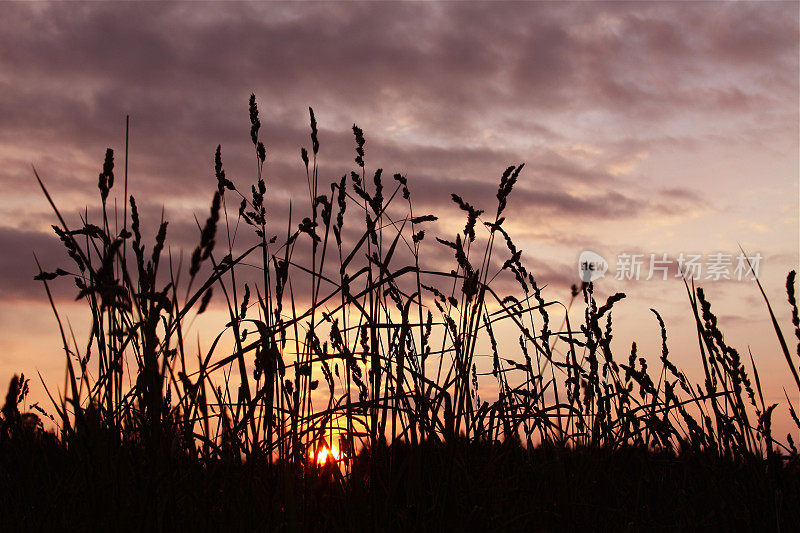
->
8;94;800;474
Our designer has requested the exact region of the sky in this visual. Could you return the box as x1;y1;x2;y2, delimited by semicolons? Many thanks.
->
0;1;798;435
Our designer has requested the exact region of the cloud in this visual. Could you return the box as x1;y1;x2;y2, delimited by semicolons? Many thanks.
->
0;226;66;301
0;0;796;307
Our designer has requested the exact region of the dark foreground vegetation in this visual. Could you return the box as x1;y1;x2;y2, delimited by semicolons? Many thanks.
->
1;96;799;531
2;429;798;531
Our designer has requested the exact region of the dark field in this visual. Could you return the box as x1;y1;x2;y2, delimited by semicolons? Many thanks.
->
2;429;799;531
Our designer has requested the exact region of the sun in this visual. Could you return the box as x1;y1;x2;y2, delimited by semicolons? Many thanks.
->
310;444;342;465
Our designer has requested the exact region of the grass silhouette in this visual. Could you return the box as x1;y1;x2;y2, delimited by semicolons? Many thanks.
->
1;95;799;530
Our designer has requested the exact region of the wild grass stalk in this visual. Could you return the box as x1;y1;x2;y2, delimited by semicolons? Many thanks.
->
14;95;800;484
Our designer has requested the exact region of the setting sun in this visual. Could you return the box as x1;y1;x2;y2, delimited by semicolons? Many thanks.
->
311;444;342;465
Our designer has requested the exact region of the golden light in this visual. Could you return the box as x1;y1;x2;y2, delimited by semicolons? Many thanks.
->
310;444;342;465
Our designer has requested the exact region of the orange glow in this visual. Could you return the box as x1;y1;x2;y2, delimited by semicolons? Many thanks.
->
310;444;341;465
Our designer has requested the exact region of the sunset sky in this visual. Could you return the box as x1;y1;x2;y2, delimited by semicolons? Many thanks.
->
0;2;798;434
